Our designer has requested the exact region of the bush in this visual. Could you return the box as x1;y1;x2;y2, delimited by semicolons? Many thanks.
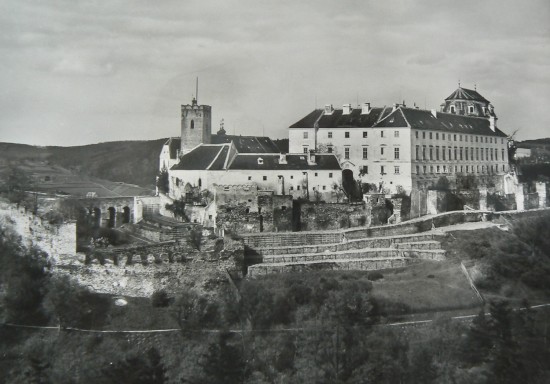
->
367;271;384;281
151;290;171;308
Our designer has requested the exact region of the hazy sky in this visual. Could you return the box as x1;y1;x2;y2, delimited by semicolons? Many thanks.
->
1;0;549;146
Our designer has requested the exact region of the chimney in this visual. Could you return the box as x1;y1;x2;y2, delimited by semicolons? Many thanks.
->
361;102;371;114
308;150;316;165
342;103;352;115
392;103;399;112
279;153;287;164
489;116;496;132
431;109;437;118
324;104;334;115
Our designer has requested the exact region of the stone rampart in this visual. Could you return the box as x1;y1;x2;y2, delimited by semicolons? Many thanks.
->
299;202;368;231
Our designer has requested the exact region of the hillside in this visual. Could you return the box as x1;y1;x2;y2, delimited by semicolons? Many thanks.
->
0;139;167;188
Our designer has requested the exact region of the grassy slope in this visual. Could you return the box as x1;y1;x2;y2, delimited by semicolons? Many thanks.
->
0;139;167;188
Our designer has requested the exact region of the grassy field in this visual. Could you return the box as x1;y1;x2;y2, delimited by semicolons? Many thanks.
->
370;261;481;316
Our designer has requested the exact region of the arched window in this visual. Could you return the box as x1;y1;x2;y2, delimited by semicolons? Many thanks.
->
190;120;195;129
198;178;202;187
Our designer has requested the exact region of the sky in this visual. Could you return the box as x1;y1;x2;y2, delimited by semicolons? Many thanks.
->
1;0;549;146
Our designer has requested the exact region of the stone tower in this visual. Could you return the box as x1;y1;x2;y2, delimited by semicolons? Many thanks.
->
180;97;212;155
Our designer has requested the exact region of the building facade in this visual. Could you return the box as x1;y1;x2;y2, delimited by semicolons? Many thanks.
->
289;87;510;193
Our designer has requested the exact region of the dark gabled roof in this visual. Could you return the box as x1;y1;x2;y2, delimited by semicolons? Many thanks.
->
171;145;228;170
289;107;392;129
445;87;490;103
209;145;229;170
211;134;279;153
388;107;507;137
164;137;181;159
373;109;409;128
228;154;341;171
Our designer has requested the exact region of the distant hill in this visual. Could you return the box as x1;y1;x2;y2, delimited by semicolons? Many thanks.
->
0;139;167;188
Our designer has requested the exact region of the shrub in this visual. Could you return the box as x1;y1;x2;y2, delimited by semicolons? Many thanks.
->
151;290;171;308
367;271;384;281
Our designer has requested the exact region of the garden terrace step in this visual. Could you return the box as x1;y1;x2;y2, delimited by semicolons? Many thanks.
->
247;256;419;277
246;232;441;257
393;241;442;250
256;247;446;264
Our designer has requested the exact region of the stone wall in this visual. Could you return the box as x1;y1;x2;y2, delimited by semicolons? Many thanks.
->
299;202;369;231
54;235;244;297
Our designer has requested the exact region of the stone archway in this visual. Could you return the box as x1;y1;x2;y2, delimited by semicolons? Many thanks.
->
107;207;116;228
122;206;131;224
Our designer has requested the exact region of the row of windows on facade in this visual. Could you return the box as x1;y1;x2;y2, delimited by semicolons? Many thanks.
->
415;146;506;162
303;130;505;145
174;173;335;188
414;164;507;175
304;130;400;139
415;130;504;145
246;173;334;181
302;146;400;160
359;163;507;176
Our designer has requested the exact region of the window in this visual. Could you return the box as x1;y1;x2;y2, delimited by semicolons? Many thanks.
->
502;149;505;161
485;137;488;143
436;132;439;140
314;172;318;177
345;132;350;138
416;145;419;160
381;165;385;174
443;165;447;173
465;147;468;161
490;149;494;161
380;147;385;156
454;147;457;160
248;176;252;181
416;165;420;174
423;145;426;160
442;146;446;160
362;166;368;174
448;147;452;160
394;131;399;138
436;146;440;160
423;165;427;174
466;166;469;173
329;172;333;178
423;132;426;139
322;186;326;190
381;131;385;138
190;120;194;129
459;147;463;160
459;135;463;141
437;165;440;173
394;147;400;160
454;134;457;141
303;147;308;154
481;148;484;161
290;175;294;179
394;166;400;174
303;132;308;139
442;133;445;140
327;146;333;153
257;157;264;165
450;105;456;113
297;185;300;190
263;176;267;181
476;148;479;160
475;136;478;143
363;131;368;138
486;148;489;160
344;147;350;159
468;105;474;114
429;132;433;139
415;131;419;138
430;165;434;173
363;147;368;159
429;146;433;160
289;186;294;191
328;132;332;138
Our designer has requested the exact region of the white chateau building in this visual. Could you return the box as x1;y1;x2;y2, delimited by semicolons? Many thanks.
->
289;87;510;193
160;98;342;202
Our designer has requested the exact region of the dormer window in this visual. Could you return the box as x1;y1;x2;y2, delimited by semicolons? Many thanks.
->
257;157;264;165
450;105;456;114
468;105;474;114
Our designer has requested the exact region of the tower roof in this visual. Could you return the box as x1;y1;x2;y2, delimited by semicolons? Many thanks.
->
445;87;490;103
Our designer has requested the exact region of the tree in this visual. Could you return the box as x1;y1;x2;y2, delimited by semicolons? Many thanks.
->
156;167;169;195
4;165;33;206
198;332;249;384
103;348;166;384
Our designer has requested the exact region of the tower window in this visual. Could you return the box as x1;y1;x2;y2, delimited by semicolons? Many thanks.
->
190;120;194;129
303;132;308;139
345;132;350;138
328;132;333;138
450;105;456;113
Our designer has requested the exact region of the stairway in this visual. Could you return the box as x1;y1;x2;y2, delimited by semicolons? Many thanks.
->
246;232;446;277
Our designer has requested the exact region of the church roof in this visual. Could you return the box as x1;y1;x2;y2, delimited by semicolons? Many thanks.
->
171;145;229;170
228;153;341;171
375;107;507;137
289;107;392;129
445;87;490;103
211;134;279;153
